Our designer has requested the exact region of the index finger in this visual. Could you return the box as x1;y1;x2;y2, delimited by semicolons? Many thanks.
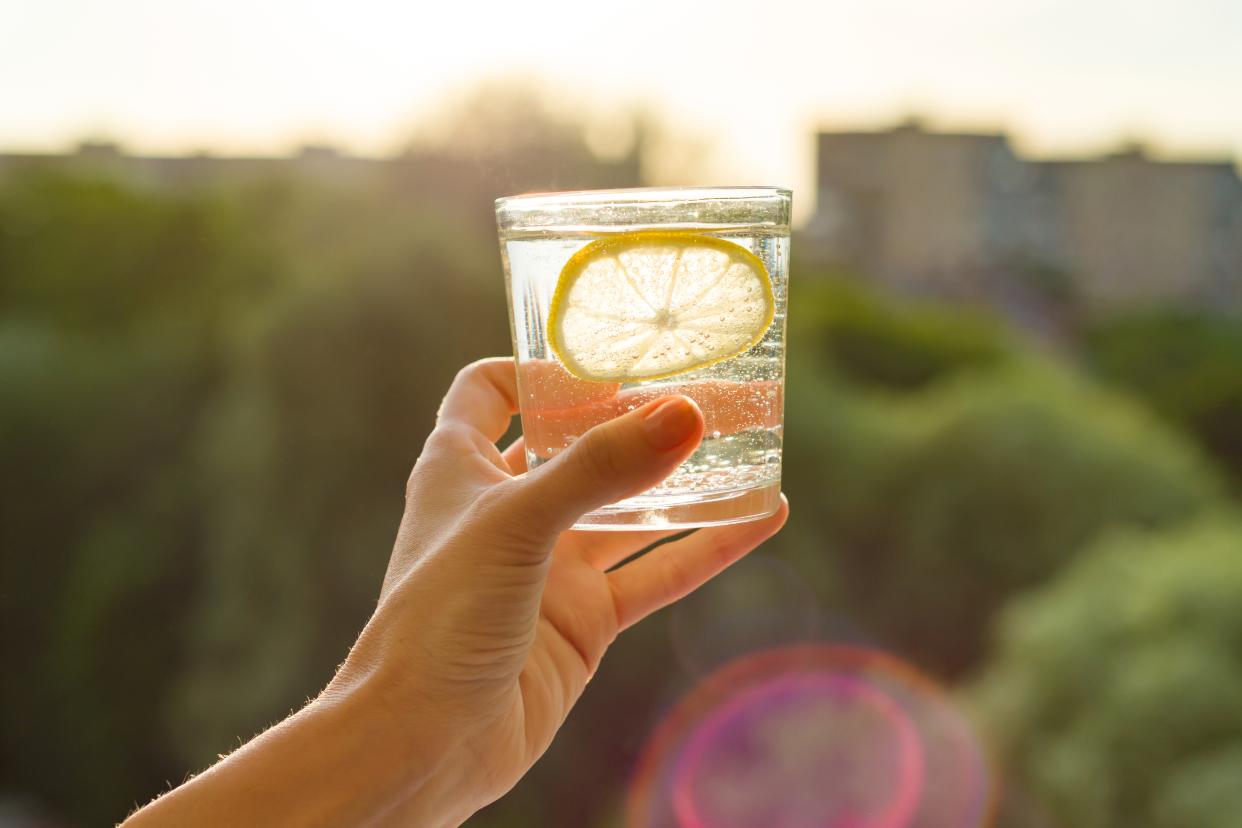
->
436;357;520;443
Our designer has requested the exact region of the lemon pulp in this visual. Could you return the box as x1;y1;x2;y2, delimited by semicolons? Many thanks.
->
547;231;775;383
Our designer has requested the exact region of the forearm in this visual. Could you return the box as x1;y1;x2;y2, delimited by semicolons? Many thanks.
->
124;671;473;827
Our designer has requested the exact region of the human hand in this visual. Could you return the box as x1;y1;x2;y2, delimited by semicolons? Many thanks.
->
123;356;787;828
339;357;788;823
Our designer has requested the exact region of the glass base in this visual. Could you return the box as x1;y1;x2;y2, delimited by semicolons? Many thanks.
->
572;481;782;531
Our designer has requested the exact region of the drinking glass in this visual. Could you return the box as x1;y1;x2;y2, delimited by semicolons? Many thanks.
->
496;187;791;530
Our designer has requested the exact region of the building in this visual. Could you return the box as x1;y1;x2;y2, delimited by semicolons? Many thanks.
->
810;120;1242;309
811;119;1050;294
0;138;645;236
1043;147;1242;306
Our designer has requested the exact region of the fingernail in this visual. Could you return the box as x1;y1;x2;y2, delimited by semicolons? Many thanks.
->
642;397;699;451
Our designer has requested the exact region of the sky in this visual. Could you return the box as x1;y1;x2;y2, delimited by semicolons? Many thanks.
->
4;0;1242;210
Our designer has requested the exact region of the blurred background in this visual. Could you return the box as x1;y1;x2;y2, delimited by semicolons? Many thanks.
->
3;1;1241;826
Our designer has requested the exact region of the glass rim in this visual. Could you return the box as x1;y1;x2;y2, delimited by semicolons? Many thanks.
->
495;185;792;210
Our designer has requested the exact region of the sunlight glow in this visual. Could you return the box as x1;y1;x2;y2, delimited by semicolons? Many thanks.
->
5;0;1242;207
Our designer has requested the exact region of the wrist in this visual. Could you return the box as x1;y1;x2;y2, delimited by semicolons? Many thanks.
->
316;653;481;827
127;657;480;828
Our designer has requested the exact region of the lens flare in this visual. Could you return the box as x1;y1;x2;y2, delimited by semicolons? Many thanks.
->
628;645;996;828
673;673;924;828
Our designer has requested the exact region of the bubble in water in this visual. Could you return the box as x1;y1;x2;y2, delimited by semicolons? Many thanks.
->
711;431;723;440
628;645;996;828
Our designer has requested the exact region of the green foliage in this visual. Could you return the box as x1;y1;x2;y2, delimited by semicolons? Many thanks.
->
783;281;1222;678
972;517;1242;828
1;101;642;823
783;354;1221;677
2;141;1238;827
1084;310;1242;488
794;277;1011;390
0;168;271;335
168;201;512;764
867;370;1217;675
1152;746;1242;828
0;167;267;820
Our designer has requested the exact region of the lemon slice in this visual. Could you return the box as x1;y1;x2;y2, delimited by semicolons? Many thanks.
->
548;231;775;382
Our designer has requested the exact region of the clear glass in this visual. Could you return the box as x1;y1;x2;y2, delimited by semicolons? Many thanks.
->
496;186;791;530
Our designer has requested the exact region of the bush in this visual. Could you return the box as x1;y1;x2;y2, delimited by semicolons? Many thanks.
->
166;201;513;766
784;360;1221;677
972;517;1242;828
794;277;1012;391
1084;310;1242;489
0;168;264;822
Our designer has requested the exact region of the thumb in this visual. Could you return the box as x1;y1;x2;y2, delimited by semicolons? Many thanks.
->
513;395;705;532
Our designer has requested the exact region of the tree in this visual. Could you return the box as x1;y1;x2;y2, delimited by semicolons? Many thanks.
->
784;359;1221;678
166;197;512;767
0;169;266;822
972;517;1242;828
794;277;1011;391
1084;309;1242;488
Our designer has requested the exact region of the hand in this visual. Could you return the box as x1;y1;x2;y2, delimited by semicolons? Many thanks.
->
344;357;788;822
124;357;787;828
